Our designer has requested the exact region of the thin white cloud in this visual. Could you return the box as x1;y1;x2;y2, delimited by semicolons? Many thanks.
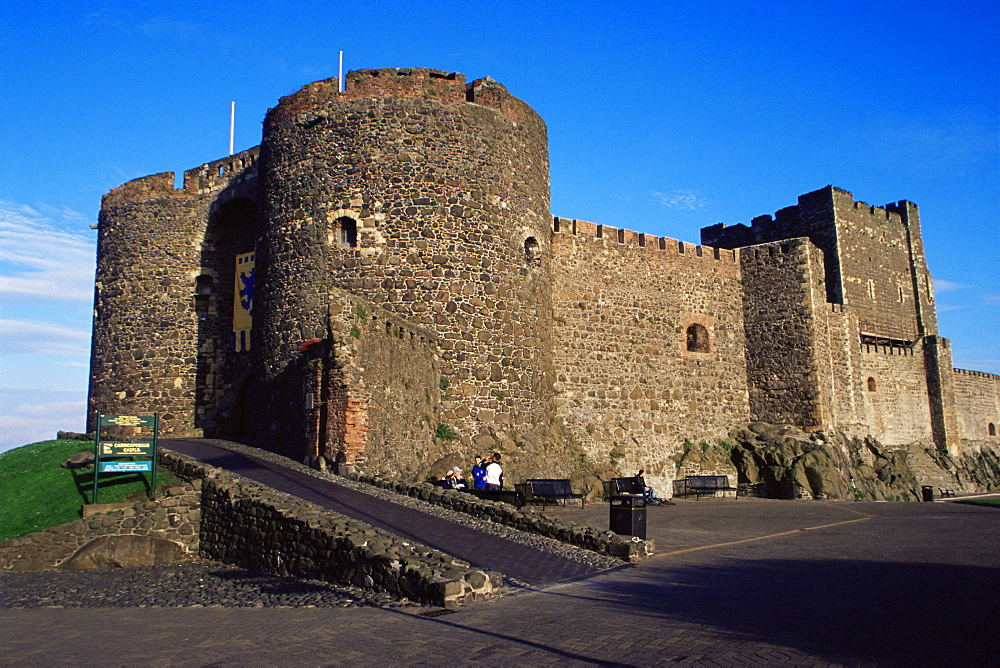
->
984;294;1000;306
0;200;95;302
934;278;971;293
650;189;706;211
0;319;90;355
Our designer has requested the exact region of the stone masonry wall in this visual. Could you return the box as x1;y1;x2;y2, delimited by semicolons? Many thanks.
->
88;195;213;436
0;482;200;571
952;369;1000;444
739;238;825;428
856;343;934;445
702;186;935;342
89;147;261;439
809;299;864;434
321;291;443;479
549;219;749;494
830;190;932;342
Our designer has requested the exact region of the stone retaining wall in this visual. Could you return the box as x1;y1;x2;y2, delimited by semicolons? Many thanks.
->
0;482;200;571
160;451;501;606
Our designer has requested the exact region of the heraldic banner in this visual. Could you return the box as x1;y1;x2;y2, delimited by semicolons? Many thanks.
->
233;251;255;352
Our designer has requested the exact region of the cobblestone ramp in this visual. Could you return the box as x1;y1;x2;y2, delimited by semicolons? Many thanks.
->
161;439;610;588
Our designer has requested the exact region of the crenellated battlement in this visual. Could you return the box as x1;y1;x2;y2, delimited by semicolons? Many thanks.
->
101;147;260;210
183;146;259;196
266;69;539;128
701;186;918;250
342;67;467;102
552;216;738;263
953;368;1000;380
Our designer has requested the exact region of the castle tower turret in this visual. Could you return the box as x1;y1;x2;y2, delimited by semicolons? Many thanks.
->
88;151;260;437
252;69;556;460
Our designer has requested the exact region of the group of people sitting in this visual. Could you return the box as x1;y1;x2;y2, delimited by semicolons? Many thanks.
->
440;453;504;491
442;460;669;504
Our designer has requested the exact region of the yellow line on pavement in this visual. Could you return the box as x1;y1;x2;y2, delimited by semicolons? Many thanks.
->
656;516;873;558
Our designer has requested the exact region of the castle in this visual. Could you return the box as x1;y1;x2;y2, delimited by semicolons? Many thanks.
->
87;68;999;490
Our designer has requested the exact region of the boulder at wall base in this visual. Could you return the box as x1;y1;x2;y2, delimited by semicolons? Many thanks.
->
59;535;187;570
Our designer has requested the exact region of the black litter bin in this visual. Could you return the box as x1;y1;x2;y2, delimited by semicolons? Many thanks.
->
922;485;934;502
609;495;647;538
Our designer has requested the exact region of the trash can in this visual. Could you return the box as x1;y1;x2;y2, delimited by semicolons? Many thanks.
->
609;495;647;538
922;485;934;502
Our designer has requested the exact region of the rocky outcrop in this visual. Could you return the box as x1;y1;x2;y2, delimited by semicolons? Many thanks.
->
727;423;921;501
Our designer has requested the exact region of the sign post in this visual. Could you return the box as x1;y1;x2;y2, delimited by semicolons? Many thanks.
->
92;413;159;504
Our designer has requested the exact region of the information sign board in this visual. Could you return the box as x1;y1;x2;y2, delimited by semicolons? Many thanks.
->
92;412;158;504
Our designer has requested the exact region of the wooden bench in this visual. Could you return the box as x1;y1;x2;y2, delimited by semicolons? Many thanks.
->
939;488;956;498
680;475;738;499
521;479;585;507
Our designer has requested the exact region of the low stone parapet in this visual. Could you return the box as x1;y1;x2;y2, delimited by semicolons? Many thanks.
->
160;450;501;606
345;473;655;561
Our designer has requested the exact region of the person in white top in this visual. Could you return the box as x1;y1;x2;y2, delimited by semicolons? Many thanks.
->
484;453;503;490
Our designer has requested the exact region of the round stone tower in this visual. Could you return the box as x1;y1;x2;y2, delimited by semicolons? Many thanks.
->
253;68;557;457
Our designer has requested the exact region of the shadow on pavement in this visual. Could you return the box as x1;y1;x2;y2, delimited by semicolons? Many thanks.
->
539;557;1000;665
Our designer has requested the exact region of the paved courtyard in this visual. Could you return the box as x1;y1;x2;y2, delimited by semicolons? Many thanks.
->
3;453;999;665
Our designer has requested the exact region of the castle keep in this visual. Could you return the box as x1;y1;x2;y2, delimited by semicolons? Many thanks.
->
88;68;999;490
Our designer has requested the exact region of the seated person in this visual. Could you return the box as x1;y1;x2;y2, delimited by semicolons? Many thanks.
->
443;467;468;490
633;469;656;503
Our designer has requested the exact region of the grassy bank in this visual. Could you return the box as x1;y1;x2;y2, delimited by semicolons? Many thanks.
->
0;439;179;540
954;497;1000;508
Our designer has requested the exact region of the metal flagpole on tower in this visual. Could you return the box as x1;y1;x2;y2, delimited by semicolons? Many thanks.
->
339;51;344;92
229;101;235;155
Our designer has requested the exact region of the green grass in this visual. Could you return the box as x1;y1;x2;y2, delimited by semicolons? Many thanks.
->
955;497;1000;508
0;439;180;540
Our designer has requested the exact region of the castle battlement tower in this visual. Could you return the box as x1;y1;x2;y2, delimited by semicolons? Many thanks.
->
252;67;557;456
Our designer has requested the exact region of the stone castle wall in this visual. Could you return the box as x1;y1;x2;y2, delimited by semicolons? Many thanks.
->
549;219;749;490
739;238;825;427
88;147;261;437
857;343;935;445
702;186;936;342
320;291;443;478
952;369;1000;443
829;192;935;341
88;194;212;435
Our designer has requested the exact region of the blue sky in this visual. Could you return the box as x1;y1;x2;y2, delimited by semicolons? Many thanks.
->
1;0;997;451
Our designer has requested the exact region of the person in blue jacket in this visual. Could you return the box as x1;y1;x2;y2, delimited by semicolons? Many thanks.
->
471;455;488;489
